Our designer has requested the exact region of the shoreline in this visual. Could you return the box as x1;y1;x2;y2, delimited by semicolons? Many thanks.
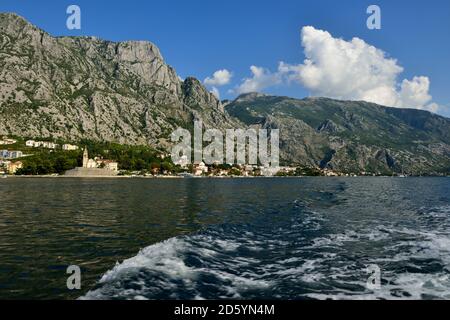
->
2;175;449;179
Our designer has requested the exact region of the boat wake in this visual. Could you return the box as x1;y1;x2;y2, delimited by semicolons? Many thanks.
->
82;203;450;300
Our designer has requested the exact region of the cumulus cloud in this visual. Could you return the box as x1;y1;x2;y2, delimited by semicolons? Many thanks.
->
234;26;440;113
204;69;233;86
280;26;437;111
235;65;282;94
398;77;435;110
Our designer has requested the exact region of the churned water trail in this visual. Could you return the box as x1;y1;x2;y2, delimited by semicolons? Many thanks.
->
1;177;450;299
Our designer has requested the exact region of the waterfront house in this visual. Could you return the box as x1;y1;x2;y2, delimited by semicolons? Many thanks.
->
7;161;23;174
96;159;119;172
65;148;119;177
82;149;118;171
323;169;339;177
193;162;208;176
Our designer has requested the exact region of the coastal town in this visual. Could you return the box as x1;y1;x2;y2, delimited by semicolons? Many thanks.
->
0;136;422;178
0;136;119;176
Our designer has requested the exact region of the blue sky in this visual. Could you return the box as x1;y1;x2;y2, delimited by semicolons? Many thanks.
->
1;0;449;116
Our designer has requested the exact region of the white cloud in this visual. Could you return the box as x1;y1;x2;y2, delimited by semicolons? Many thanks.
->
235;65;282;94
234;26;440;113
279;26;437;111
204;69;233;86
398;76;433;109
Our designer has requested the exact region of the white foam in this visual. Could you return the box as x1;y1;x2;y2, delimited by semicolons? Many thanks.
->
81;237;197;300
81;233;272;300
305;272;450;300
81;203;450;301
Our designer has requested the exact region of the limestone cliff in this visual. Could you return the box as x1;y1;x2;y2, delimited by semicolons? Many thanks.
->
0;13;239;148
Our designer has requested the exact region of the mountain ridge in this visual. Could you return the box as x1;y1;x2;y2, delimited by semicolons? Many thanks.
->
0;12;239;148
1;13;449;175
226;93;450;174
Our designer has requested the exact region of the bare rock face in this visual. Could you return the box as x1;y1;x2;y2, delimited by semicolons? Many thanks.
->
0;13;238;148
113;41;182;95
226;94;450;175
317;120;341;134
183;77;224;112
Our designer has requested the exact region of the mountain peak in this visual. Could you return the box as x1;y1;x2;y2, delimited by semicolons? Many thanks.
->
113;40;163;63
0;13;237;146
0;12;26;21
0;11;49;40
0;12;36;28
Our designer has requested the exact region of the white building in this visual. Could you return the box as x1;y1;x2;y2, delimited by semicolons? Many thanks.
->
0;138;17;145
10;151;23;159
62;144;79;151
193;162;208;176
8;161;23;174
0;150;23;159
86;158;98;169
260;165;279;177
98;160;119;172
26;140;57;149
82;148;118;172
26;140;35;147
0;160;22;174
42;141;57;149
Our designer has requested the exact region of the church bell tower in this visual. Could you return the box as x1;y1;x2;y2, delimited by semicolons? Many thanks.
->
82;147;89;168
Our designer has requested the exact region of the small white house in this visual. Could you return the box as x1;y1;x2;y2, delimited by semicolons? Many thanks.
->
193;162;208;176
42;142;57;149
0;138;17;145
62;144;79;151
26;140;36;147
27;140;57;149
102;160;119;172
9;151;23;159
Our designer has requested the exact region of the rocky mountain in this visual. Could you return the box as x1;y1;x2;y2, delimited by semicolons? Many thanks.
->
0;13;239;149
1;13;449;175
226;94;450;175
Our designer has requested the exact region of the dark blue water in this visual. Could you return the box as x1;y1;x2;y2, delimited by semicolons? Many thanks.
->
82;177;450;300
1;177;450;300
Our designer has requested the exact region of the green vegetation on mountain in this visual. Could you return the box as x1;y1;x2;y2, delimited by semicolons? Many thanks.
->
227;94;450;175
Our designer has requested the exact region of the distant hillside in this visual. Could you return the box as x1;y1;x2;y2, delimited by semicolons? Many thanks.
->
226;93;450;175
